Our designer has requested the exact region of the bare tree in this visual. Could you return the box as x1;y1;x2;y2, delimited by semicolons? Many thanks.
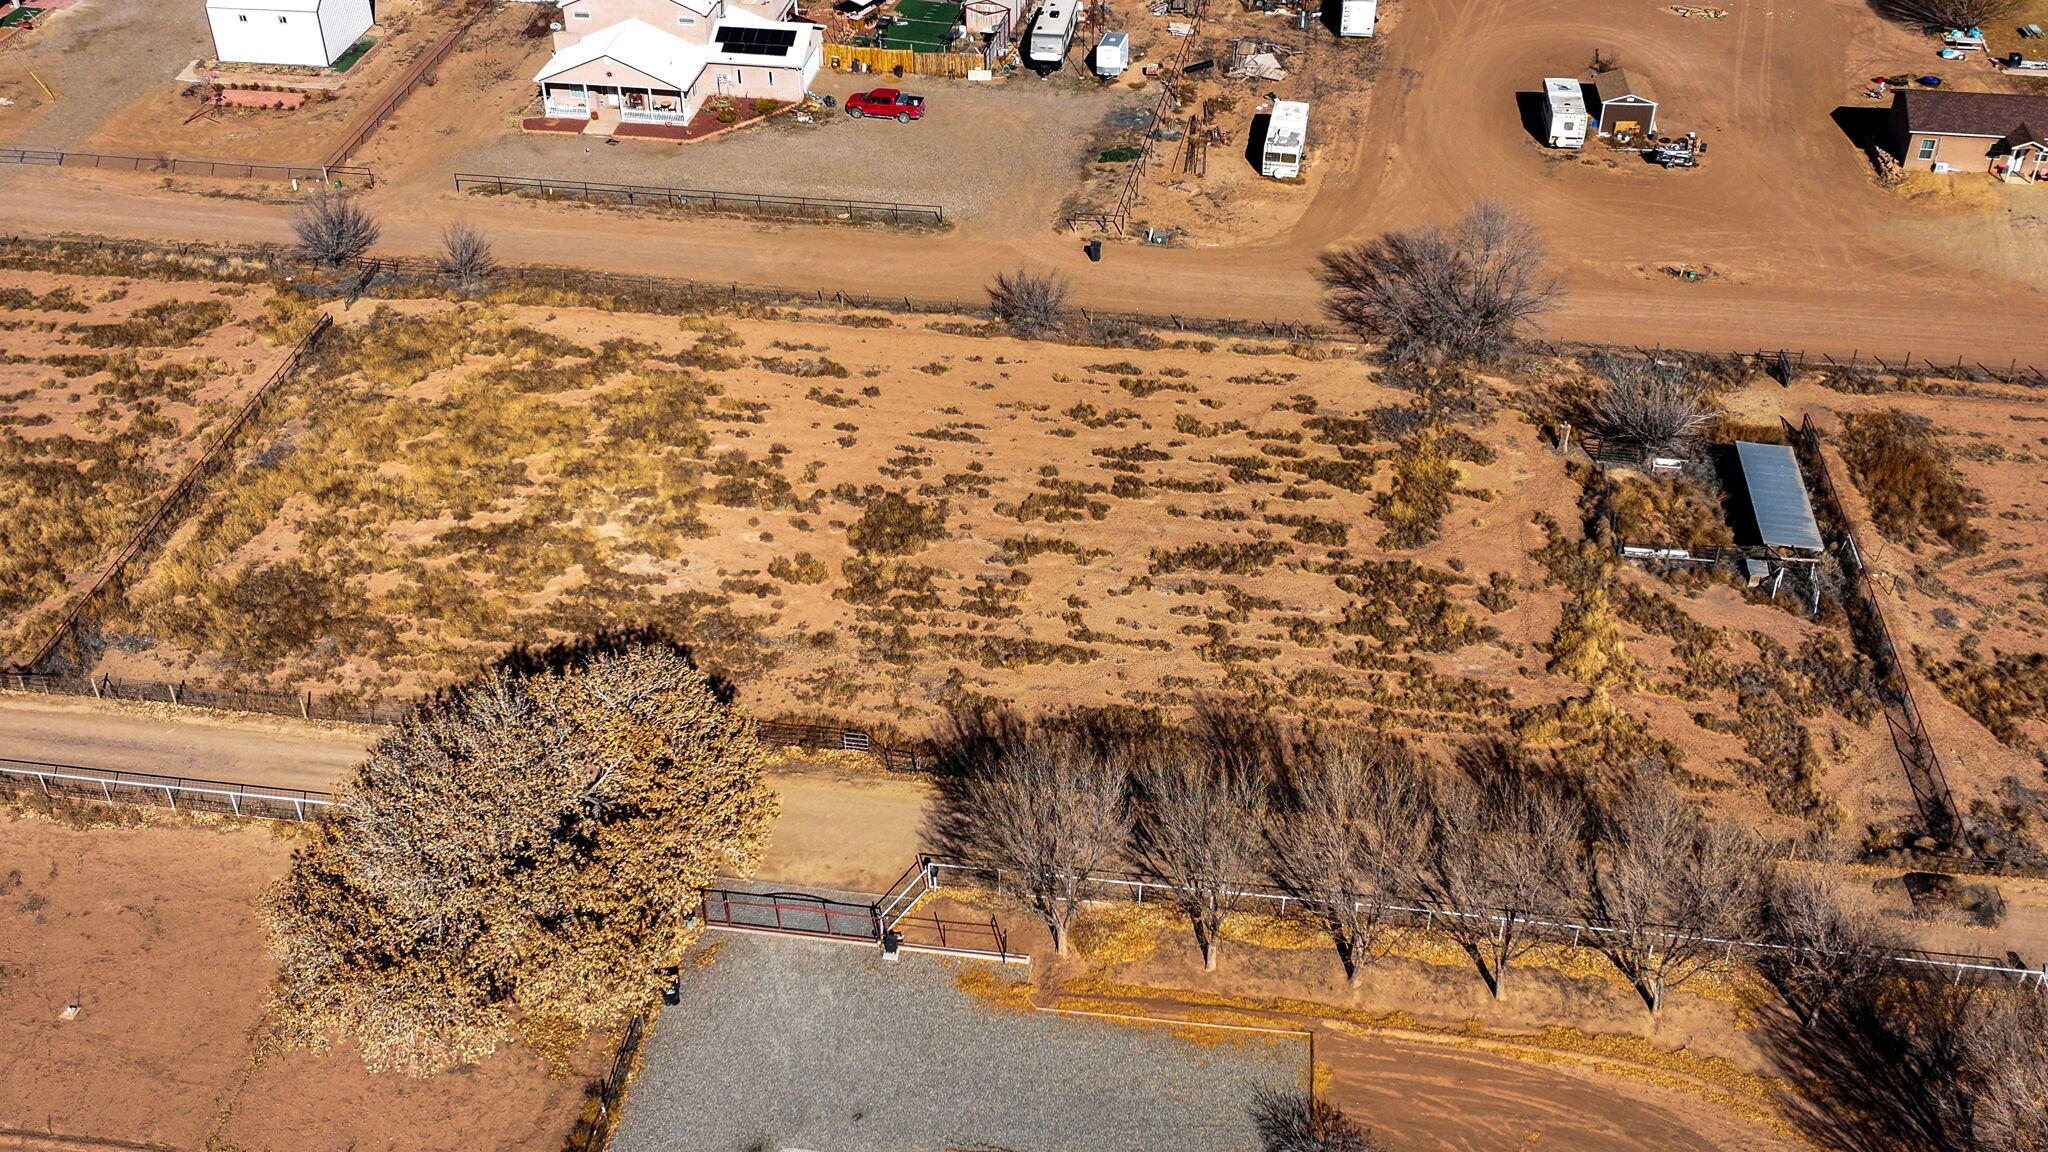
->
1969;990;2048;1152
1574;783;1768;1011
1267;733;1432;985
1249;1087;1387;1152
1420;751;1588;997
1133;750;1264;971
926;726;1132;956
292;191;381;266
1869;0;2019;34
987;268;1070;338
1583;355;1714;456
1759;872;1903;1027
436;221;497;286
1316;201;1561;364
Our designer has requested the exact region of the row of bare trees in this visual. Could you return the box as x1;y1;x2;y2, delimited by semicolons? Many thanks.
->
932;711;1899;1013
290;192;497;285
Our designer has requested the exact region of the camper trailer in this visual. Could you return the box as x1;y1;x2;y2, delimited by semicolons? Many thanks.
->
1543;77;1587;148
1260;99;1309;178
1337;0;1375;37
1025;0;1079;72
1094;30;1129;77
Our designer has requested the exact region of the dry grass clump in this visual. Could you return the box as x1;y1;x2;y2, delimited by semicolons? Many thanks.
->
1322;560;1499;653
844;489;949;555
72;300;235;349
1606;474;1733;551
1919;650;2048;747
1149;540;1288;576
1838;411;1987;552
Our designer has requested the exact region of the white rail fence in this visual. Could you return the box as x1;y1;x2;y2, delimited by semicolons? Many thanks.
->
921;857;2048;988
0;757;334;822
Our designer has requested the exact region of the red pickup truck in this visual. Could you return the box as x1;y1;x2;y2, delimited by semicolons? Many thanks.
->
845;89;926;122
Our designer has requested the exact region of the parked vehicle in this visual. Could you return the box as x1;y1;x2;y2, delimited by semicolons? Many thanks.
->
1543;77;1587;148
1260;99;1309;178
1337;0;1376;37
1026;0;1080;72
846;88;927;121
1094;30;1130;77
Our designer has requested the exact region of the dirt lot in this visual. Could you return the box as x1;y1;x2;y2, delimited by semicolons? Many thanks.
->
0;271;302;661
0;817;598;1152
0;0;456;159
0;267;1977;845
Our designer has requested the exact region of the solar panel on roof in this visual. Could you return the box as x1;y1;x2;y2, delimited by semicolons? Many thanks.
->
715;25;799;54
1733;441;1824;552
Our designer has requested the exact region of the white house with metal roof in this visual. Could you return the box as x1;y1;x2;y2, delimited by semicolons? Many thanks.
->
206;0;373;68
534;0;818;129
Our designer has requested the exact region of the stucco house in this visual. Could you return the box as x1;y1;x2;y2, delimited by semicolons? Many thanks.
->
206;0;374;68
533;0;820;130
1891;89;2048;182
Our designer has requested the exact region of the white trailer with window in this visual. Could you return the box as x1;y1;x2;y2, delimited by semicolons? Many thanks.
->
1260;99;1309;178
1543;77;1587;148
1337;0;1375;37
1025;0;1079;72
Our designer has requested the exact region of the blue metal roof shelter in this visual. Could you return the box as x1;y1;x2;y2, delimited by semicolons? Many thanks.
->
1734;441;1824;552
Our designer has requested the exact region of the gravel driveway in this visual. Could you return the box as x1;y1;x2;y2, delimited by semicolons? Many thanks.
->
615;932;1301;1152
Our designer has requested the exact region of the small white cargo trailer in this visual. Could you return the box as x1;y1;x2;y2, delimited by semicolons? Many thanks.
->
1094;30;1129;77
1544;77;1587;148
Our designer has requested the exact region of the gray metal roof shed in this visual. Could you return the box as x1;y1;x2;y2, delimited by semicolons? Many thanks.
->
1734;441;1824;552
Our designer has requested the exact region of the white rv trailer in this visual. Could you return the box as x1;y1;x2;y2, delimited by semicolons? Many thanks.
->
1544;77;1587;148
1337;0;1375;37
1260;100;1309;178
1026;0;1079;71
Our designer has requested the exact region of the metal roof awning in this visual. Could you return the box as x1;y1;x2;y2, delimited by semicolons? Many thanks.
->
1734;441;1824;552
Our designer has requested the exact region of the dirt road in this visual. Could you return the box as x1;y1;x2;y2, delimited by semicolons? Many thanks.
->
0;694;930;890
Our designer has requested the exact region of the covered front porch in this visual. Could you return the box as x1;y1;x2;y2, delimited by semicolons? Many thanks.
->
541;81;697;125
1998;140;2047;183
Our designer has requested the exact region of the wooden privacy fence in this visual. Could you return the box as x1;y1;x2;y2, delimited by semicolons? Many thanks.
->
826;43;984;76
0;146;374;186
9;315;332;674
453;172;946;226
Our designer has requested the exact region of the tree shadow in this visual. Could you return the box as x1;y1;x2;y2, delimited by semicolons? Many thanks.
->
485;624;734;703
1754;980;1982;1152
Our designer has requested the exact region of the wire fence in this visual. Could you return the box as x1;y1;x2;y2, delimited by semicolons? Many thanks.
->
0;757;334;821
320;0;495;168
0;146;374;186
455;172;947;226
1525;340;2048;392
562;1013;648;1152
921;856;2048;987
1786;415;1961;842
0;671;411;725
8;316;333;673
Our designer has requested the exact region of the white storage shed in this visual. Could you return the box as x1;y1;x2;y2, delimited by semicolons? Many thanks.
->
206;0;374;68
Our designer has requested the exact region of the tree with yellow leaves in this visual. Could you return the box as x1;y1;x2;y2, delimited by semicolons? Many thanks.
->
265;645;776;1075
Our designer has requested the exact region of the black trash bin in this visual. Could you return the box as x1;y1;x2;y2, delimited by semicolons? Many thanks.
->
1085;239;1103;262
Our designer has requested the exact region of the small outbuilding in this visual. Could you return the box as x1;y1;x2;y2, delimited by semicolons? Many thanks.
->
206;0;373;68
1890;89;2048;181
1590;68;1657;136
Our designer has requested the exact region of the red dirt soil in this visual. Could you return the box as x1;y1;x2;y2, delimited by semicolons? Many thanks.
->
0;817;598;1152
